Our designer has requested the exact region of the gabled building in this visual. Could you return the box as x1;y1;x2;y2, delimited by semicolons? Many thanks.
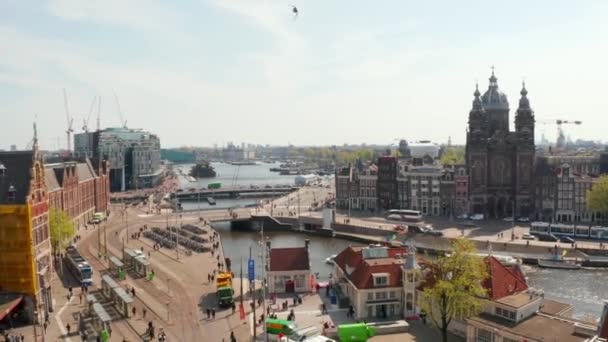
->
45;159;110;229
0;132;53;322
267;240;312;294
333;245;408;319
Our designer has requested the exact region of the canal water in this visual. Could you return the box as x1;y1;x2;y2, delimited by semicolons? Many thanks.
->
175;162;299;211
191;162;608;320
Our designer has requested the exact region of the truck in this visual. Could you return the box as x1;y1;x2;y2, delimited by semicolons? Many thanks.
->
207;182;222;190
216;271;234;307
337;323;376;342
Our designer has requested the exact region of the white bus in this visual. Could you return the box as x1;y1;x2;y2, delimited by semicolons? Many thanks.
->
386;209;423;223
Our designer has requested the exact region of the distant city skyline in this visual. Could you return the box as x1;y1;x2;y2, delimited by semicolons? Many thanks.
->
1;0;607;149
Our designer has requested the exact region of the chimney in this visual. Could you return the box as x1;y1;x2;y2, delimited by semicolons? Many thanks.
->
599;300;608;339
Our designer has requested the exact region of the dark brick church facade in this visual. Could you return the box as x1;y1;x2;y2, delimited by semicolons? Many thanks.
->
466;71;535;218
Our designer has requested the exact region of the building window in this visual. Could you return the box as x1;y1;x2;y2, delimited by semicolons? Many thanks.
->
373;274;389;287
7;185;16;201
389;291;396;299
406;293;413;311
475;328;493;342
495;307;516;321
375;291;387;300
367;292;373;301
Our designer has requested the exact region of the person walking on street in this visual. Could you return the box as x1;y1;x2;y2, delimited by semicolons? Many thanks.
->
232;302;236;314
132;307;137;317
66;323;71;335
230;331;237;342
212;308;216;319
143;308;147;319
206;308;210;319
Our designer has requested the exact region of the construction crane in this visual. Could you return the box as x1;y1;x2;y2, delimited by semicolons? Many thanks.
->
63;88;74;154
82;96;97;133
113;91;127;128
538;119;582;148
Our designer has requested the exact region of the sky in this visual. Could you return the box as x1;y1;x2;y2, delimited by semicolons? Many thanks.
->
1;0;607;149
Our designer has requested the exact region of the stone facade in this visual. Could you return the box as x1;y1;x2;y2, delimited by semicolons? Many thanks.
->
466;71;535;219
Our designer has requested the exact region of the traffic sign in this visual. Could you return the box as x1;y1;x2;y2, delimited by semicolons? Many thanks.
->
248;258;255;281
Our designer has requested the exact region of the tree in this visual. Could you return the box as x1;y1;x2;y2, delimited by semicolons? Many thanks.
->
420;239;488;342
587;175;608;223
49;208;75;251
440;147;465;166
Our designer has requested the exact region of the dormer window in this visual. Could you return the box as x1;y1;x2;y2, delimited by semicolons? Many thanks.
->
7;185;16;201
373;273;389;287
0;162;6;176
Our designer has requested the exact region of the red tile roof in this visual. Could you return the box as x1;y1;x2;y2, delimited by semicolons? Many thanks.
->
417;256;528;300
334;246;408;289
269;247;310;272
483;257;528;300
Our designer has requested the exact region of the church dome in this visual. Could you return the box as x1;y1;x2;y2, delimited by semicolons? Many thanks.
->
481;71;509;110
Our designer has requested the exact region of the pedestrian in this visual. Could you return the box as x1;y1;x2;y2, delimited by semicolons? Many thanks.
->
212;308;216;319
132;307;137;317
207;308;211;319
108;324;112;337
43;320;48;332
79;292;82;304
66;322;71;335
232;302;236;314
230;331;237;342
143;308;147;319
131;287;136;297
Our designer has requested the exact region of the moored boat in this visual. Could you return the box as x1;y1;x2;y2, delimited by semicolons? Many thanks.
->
537;258;581;270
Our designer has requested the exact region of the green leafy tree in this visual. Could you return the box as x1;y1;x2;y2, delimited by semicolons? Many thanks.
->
440;147;465;166
420;239;488;342
587;175;608;222
49;208;75;251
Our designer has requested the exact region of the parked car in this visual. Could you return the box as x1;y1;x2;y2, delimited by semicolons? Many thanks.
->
470;214;484;221
425;230;444;237
89;218;101;224
537;233;559;242
522;233;536;240
517;217;530;222
560;236;576;244
457;214;469;220
502;217;514;222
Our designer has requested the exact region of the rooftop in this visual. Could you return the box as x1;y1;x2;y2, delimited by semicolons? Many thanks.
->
540;299;573;316
469;313;594;342
334;246;408;289
0;151;34;205
269;247;310;272
494;292;540;309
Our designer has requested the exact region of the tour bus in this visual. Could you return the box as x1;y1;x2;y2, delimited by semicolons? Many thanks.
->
386;209;423;223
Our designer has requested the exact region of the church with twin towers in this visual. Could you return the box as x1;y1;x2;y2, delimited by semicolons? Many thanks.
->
466;69;535;219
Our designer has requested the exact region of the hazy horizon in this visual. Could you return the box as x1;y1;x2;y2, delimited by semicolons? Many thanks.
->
1;1;607;150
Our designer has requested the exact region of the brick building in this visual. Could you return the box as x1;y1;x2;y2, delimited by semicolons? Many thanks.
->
45;159;110;228
377;156;398;211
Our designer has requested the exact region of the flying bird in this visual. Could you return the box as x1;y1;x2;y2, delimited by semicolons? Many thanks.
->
290;5;298;19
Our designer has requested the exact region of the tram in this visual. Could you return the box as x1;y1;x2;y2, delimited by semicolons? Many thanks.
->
530;222;608;240
64;245;94;286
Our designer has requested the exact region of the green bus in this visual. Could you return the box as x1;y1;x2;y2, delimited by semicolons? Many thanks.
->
207;183;222;190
